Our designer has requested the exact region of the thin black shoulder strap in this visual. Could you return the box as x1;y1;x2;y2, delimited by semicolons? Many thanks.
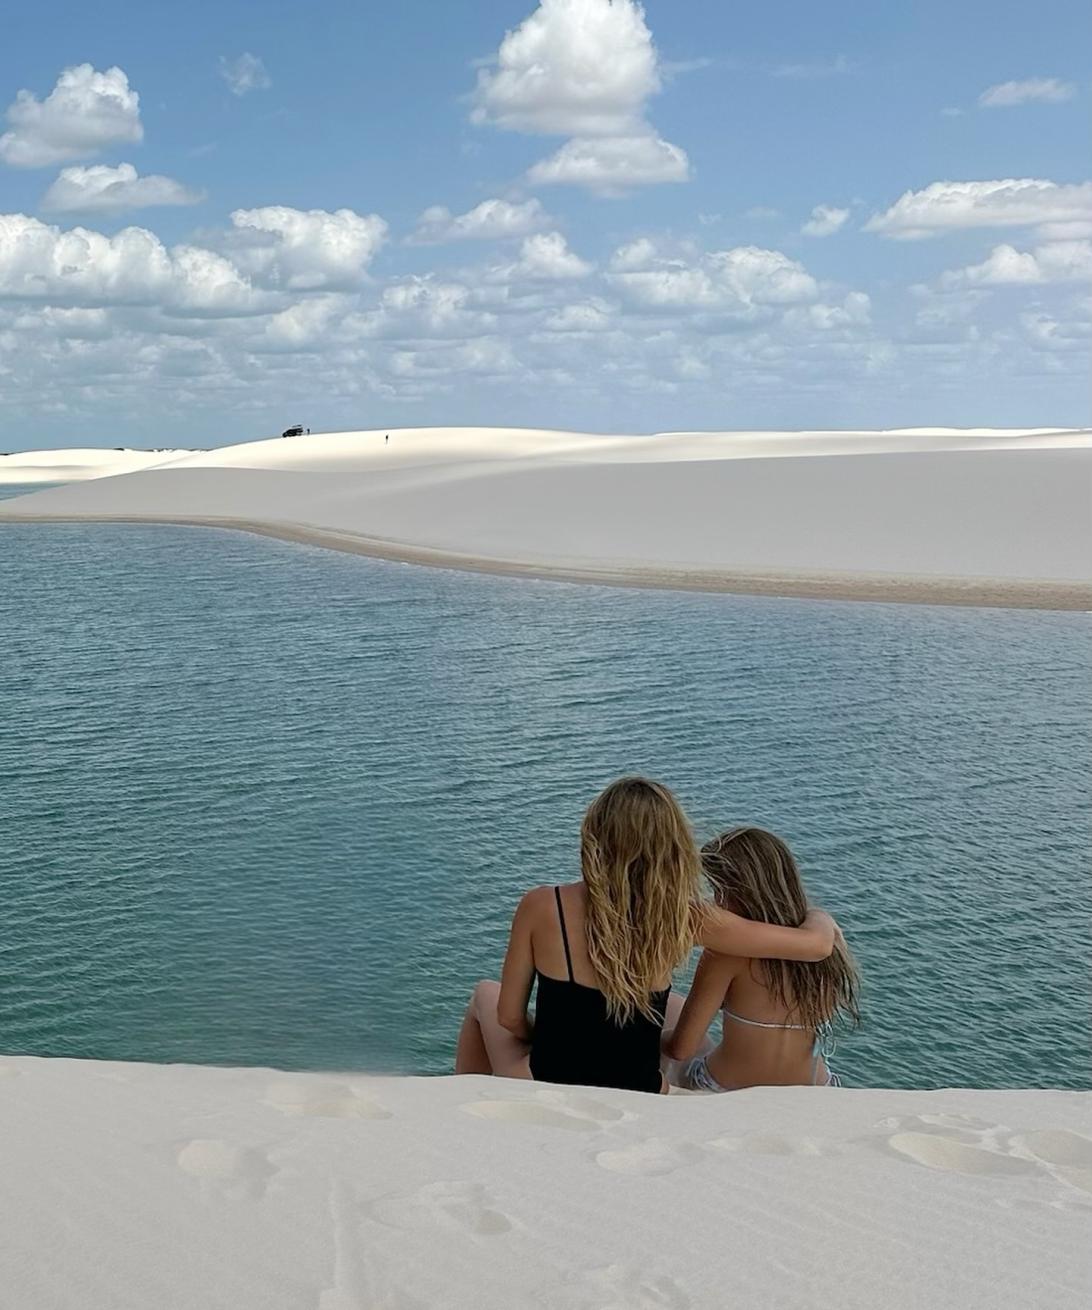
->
554;886;575;983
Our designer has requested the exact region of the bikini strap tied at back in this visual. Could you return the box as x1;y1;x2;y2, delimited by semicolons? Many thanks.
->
554;886;575;983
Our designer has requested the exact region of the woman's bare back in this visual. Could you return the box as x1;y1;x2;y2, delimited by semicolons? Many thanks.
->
528;884;673;993
680;953;829;1089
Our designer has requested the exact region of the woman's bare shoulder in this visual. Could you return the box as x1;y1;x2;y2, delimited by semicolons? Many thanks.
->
513;884;559;920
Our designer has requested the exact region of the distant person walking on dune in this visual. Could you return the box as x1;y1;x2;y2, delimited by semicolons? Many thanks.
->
385;433;389;444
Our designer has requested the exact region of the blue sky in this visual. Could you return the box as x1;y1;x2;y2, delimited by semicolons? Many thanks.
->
1;0;1089;448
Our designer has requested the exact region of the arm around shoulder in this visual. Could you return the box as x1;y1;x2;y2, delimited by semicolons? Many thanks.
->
696;903;836;961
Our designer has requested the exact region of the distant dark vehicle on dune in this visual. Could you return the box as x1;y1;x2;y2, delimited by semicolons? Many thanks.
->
282;424;305;438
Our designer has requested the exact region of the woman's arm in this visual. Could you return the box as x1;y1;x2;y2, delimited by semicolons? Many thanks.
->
663;952;738;1062
696;903;836;961
496;891;539;1041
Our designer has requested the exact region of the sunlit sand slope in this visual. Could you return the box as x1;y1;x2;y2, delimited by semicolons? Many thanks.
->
3;427;1089;607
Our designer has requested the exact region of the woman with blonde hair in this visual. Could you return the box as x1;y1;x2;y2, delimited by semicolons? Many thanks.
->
455;779;837;1094
664;826;860;1091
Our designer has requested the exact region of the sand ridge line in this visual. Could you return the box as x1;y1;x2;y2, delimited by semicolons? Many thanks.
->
3;510;1090;611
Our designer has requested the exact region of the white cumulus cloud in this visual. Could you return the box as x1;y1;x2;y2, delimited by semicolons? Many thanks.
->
801;204;850;237
608;244;818;312
0;65;143;168
509;231;593;279
543;298;613;331
410;197;550;243
229;206;388;290
0;212;267;316
388;336;517;379
218;53;272;97
472;0;658;135
865;179;1092;240
941;240;1092;287
527;133;688;192
471;0;689;192
354;277;497;340
978;78;1076;108
609;237;660;270
1020;306;1092;349
260;295;348;350
1036;221;1092;240
41;163;204;214
784;292;871;331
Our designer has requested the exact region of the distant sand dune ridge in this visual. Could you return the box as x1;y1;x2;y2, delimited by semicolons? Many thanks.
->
2;426;1090;608
0;446;191;483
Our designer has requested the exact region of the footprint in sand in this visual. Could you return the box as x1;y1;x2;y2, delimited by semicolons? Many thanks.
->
708;1132;835;1158
175;1138;277;1200
363;1181;513;1236
319;1180;432;1310
537;1089;634;1124
264;1077;392;1120
878;1118;1092;1193
874;1112;999;1136
867;1113;1007;1157
567;1263;691;1310
460;1088;629;1132
595;1137;706;1177
1012;1129;1092;1171
885;1131;1041;1177
1011;1130;1092;1197
462;1101;601;1131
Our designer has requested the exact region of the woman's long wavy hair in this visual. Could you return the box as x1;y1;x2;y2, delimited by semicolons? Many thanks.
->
581;777;700;1024
701;827;860;1031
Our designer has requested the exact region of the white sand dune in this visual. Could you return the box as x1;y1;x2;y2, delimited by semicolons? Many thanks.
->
0;1056;1088;1309
0;446;191;484
2;427;1090;608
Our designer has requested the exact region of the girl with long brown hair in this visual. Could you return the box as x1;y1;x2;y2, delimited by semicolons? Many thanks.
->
663;826;860;1091
455;779;837;1094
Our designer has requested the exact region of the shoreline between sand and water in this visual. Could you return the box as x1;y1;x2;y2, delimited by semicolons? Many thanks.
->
3;509;1091;610
2;426;1090;612
1;1054;1090;1310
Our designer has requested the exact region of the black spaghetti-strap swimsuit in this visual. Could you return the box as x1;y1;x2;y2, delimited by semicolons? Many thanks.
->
529;887;669;1095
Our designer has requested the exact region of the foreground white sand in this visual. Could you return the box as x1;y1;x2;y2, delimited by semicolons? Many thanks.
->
0;446;190;483
0;1056;1088;1309
2;427;1090;608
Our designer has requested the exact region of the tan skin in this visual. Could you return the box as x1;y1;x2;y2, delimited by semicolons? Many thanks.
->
663;948;837;1088
455;882;837;1085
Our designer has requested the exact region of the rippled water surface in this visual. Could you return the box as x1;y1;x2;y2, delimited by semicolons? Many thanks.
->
1;500;1089;1089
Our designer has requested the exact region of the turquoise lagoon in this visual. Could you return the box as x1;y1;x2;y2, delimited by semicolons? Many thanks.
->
1;505;1088;1089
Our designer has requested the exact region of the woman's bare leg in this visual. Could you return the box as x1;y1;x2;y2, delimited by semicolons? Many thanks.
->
455;993;492;1074
454;981;532;1079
